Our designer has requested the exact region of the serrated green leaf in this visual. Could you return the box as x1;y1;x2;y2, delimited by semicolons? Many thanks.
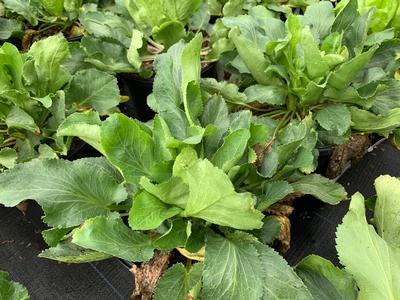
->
129;191;182;230
57;112;104;154
350;107;400;133
258;216;281;244
295;255;357;300
73;216;154;262
65;68;120;113
42;227;72;247
40;0;64;16
201;78;247;104
243;84;287;105
178;158;264;230
301;27;329;79
39;240;111;263
257;181;294;211
0;271;29;300
153;219;188;250
291;174;347;205
153;21;186;49
154;262;203;300
253;242;313;300
336;192;400;300
315;104;351;135
0;147;17;169
202;232;264;300
5;106;39;133
101;114;171;184
0;17;23;40
3;0;38;25
374;175;400;248
211;128;250;172
25;34;71;96
0;158;127;227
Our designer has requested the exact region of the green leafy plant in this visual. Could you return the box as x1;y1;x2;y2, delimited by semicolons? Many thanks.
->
78;0;214;76
0;33;346;299
0;0;93;46
0;34;121;170
206;0;400;147
0;271;29;300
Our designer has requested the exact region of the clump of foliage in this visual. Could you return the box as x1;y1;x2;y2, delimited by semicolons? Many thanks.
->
0;34;121;170
0;34;346;299
206;0;400;147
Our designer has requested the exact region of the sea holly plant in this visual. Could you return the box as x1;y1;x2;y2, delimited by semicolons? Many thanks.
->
0;34;121;170
0;31;347;299
205;0;400;148
78;0;214;76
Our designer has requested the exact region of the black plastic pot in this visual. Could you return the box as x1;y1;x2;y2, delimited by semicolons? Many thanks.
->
117;63;219;122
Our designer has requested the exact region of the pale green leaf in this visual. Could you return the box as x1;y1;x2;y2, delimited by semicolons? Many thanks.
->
3;0;38;25
350;107;400;133
336;192;400;300
0;147;17;169
65;68;120;113
291;174;347;205
295;255;357;300
315;104;351;135
127;29;143;70
129;191;182;230
0;271;29;300
154;262;203;300
243;84;287;105
72;216;154;262
39;240;111;263
0;158;127;227
374;175;400;248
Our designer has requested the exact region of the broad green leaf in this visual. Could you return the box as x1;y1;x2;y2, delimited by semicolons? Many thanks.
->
202;232;264;300
153;21;186;49
200;78;247;104
65;68;120;113
3;0;38;25
257;181;294;211
301;27;329;79
253;242;313;300
39;240;111;263
181;33;202;125
0;158;127;227
40;0;64;16
374;175;400;248
0;17;23;40
25;34;71;96
302;1;335;39
229;27;270;85
201;95;230;158
243;84;287;105
42;227;71;247
154;263;203;300
57;112;104;154
129;191;182;230
328;46;378;90
161;0;201;22
153;219;189;250
315;104;351;135
140;176;189;209
124;0;166;29
72;216;154;262
127;29;143;70
336;192;400;300
0;147;17;169
0;271;29;300
257;216;281;244
178;158;264;230
295;255;357;300
5;106;39;133
211;128;250;172
0;42;24;90
188;1;210;31
101;114;171;184
371;80;400;115
291;174;347;204
350;107;400;133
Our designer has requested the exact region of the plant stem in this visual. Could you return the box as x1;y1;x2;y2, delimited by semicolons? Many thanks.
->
145;36;164;51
